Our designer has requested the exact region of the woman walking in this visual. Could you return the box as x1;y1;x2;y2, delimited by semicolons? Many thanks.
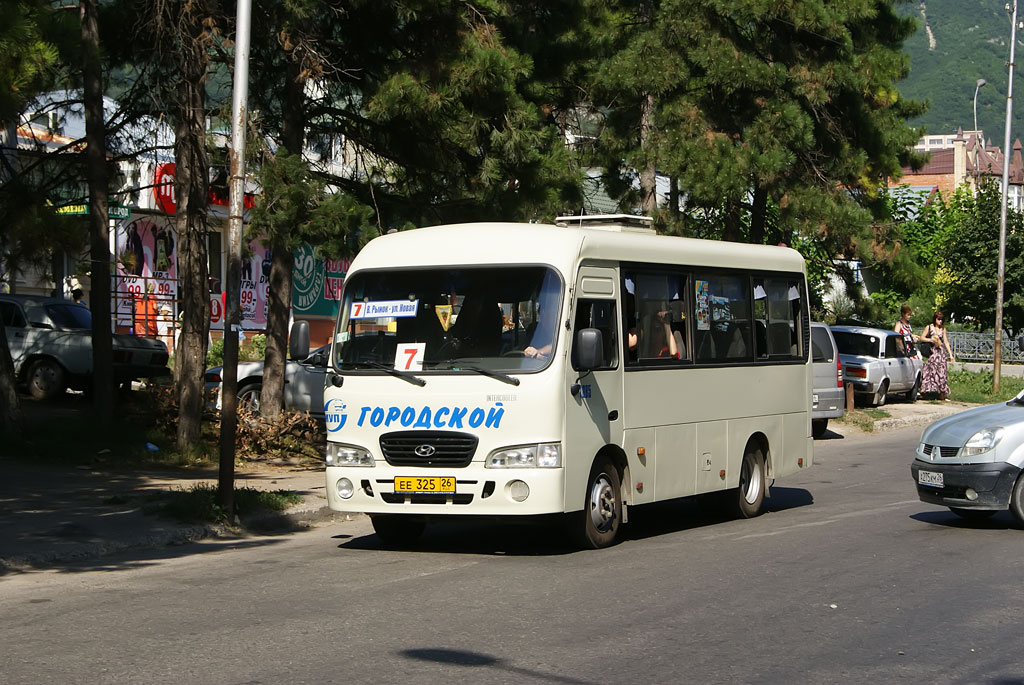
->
921;310;955;400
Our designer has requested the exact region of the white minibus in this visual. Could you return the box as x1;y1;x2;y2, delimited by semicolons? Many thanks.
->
322;215;813;548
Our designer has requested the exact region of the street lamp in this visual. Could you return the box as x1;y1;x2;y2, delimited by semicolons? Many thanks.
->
974;78;987;137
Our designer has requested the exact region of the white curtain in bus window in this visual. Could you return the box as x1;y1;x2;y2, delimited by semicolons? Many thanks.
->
634;273;686;361
694;274;750;362
754;277;799;357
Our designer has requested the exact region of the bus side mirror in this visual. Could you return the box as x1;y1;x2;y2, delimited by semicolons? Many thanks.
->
289;320;310;360
575;328;604;371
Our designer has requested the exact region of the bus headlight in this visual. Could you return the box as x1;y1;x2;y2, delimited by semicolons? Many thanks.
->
963;427;1004;456
326;443;374;467
486;443;562;468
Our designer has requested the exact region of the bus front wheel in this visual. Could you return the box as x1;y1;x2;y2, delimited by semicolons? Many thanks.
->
733;446;766;519
570;455;622;549
370;514;425;548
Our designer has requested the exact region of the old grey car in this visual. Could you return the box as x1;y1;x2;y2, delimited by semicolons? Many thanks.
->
205;344;330;417
1;293;170;399
911;391;1024;523
830;324;922;407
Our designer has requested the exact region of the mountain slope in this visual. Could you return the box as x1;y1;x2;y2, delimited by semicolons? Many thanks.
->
897;0;1022;142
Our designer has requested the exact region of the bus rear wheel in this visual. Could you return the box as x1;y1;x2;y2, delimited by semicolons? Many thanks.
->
733;446;766;519
570;455;622;549
370;514;425;548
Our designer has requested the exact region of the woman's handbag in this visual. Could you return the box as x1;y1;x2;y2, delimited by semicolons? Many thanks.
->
919;326;933;357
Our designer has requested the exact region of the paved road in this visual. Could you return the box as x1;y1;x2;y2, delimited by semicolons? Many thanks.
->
3;426;1024;684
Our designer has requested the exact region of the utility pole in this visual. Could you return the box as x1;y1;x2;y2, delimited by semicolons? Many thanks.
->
995;1;1019;394
218;0;252;516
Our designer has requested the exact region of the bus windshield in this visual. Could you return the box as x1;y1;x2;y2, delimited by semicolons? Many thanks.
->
335;266;562;373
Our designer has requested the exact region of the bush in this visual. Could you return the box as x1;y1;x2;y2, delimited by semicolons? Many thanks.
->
206;333;268;368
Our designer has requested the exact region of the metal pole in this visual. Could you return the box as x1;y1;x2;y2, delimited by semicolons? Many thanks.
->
218;0;252;515
995;1;1018;394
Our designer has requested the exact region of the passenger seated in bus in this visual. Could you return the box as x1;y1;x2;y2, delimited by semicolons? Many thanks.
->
639;309;679;359
451;295;503;357
725;321;750;359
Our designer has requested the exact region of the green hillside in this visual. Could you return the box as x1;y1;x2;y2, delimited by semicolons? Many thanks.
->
897;0;1023;142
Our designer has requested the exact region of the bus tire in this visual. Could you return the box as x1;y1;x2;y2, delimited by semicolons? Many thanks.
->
570;455;622;549
733;445;766;519
811;419;828;439
370;514;425;548
1009;474;1024;527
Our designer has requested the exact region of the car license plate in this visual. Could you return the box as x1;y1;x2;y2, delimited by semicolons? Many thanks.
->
394;476;456;494
813;393;819;404
918;470;943;488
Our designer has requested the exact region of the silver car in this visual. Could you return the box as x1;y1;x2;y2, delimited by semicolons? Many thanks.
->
205;344;330;416
810;322;845;437
1;293;170;399
831;325;922;407
911;392;1024;523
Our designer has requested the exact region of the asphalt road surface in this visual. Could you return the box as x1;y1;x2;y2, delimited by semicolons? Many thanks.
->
3;425;1024;684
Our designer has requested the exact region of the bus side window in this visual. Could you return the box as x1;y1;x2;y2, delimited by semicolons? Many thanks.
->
572;299;618;370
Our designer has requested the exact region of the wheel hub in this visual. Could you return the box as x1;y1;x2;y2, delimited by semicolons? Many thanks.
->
588;474;616;532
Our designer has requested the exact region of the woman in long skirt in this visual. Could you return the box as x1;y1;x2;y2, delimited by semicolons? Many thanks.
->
921;310;955;400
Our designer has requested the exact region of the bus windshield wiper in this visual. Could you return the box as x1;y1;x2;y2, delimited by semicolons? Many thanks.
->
345;360;426;386
439;361;520;386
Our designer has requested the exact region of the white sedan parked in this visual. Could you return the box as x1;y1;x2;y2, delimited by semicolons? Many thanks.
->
204;344;329;417
831;325;922;407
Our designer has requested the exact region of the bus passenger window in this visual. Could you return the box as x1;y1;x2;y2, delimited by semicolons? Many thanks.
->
625;271;688;363
572;299;618;370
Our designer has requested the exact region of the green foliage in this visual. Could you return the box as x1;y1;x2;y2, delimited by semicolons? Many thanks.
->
0;0;60;122
939;179;1024;332
205;334;268;368
948;369;1024;404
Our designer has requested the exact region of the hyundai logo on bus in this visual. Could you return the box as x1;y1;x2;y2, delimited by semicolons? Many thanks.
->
324;399;507;433
414;444;436;457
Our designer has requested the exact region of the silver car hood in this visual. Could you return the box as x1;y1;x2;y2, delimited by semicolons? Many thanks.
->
922;402;1024;446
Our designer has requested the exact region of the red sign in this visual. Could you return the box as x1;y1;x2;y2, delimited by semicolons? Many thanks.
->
153;163;176;214
209;294;223;324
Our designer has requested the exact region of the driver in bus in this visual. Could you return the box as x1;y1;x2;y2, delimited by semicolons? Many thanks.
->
523;272;561;359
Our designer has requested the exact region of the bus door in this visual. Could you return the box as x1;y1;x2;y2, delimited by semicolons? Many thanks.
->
564;267;624;509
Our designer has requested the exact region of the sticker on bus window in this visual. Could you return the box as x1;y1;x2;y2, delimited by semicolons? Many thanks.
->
335;331;350;344
435;305;453;331
695;280;710;331
395;343;425;371
350;299;419;319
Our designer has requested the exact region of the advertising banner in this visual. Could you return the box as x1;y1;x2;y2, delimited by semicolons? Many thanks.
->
291;243;350;319
114;216;178;329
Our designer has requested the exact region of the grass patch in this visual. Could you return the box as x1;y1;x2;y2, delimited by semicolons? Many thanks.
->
837;407;891;432
948;369;1024;404
144;483;303;524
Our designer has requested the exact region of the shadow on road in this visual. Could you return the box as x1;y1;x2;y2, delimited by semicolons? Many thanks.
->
909;509;1021;530
338;486;815;555
400;647;591;683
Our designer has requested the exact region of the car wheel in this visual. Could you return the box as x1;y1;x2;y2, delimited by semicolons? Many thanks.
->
1009;473;1024;527
872;379;889;407
237;382;262;414
906;376;920;403
732;444;766;518
27;358;66;401
949;507;996;521
370;514;426;548
812;419;829;439
570;455;622;549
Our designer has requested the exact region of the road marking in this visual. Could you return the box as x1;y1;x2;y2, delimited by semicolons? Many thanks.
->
700;500;921;541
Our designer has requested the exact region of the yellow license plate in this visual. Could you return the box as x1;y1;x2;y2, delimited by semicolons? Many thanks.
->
394;476;456;494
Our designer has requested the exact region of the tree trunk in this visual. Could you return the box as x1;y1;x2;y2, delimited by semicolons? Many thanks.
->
723;202;741;242
668;175;679;221
81;0;115;422
0;322;23;437
260;58;305;418
639;91;657;216
173;38;211;451
749;183;768;245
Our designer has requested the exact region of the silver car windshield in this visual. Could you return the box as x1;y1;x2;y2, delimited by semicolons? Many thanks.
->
334;266;561;373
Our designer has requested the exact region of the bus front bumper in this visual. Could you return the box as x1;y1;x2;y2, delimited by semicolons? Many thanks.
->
325;465;567;516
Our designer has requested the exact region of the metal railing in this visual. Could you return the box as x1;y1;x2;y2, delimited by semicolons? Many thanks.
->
948;331;1024;363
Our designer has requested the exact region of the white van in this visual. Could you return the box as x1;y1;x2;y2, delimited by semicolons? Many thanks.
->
321;216;813;548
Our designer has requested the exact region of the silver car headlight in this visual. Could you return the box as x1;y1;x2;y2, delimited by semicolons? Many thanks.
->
325;443;374;467
963;427;1005;456
486;443;562;468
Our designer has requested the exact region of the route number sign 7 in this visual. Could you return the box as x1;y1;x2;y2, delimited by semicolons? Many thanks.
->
395;343;425;371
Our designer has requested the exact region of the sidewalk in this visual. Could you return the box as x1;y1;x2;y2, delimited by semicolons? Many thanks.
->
0;398;978;574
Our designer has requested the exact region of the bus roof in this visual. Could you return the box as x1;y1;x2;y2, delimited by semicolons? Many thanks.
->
350;222;807;277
